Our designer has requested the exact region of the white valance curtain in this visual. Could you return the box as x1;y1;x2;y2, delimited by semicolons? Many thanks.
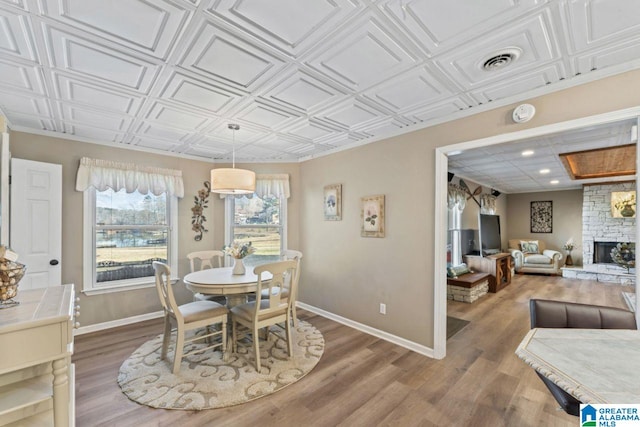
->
220;174;290;199
75;157;185;198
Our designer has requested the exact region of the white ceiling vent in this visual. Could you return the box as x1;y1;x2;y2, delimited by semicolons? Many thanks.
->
480;47;522;71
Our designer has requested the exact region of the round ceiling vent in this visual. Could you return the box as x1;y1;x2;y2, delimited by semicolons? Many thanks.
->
480;47;522;71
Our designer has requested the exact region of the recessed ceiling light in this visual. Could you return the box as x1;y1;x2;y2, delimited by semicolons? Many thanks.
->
522;150;534;156
539;168;550;174
550;180;559;185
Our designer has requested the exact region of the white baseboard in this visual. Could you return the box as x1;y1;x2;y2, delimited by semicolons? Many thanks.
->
74;311;164;336
296;302;435;358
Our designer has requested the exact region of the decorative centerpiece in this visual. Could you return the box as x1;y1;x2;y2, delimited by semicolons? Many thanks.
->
562;238;575;266
610;242;635;273
223;241;255;275
0;246;25;308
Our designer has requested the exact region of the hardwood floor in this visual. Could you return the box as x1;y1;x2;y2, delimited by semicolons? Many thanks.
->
73;275;634;426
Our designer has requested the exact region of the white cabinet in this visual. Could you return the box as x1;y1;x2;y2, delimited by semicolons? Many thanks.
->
0;285;75;426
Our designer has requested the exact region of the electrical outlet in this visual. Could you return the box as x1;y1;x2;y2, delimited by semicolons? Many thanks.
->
379;303;386;315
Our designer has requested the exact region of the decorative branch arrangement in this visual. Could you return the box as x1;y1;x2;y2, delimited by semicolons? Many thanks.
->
191;181;211;241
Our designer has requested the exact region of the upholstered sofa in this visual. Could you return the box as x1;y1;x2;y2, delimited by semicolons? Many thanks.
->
508;239;563;275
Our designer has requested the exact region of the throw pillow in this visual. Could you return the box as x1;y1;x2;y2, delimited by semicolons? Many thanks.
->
520;240;540;254
447;264;471;278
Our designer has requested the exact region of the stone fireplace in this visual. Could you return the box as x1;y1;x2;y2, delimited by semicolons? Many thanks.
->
582;182;635;267
562;183;636;287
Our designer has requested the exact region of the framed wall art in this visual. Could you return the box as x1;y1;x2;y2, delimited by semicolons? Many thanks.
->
361;194;385;237
323;184;342;220
530;200;553;233
611;191;636;218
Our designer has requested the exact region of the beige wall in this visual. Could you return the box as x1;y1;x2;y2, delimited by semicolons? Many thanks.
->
9;132;300;326
506;190;583;265
299;68;640;348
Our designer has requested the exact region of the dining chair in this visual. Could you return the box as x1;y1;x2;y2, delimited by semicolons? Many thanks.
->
529;299;637;416
187;250;226;304
231;260;297;372
259;250;302;325
153;261;229;374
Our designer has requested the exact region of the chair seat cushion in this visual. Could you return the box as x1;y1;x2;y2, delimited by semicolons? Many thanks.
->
231;300;287;322
179;300;228;323
524;254;552;265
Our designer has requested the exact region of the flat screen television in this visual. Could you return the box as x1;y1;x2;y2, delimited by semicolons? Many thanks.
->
478;213;502;256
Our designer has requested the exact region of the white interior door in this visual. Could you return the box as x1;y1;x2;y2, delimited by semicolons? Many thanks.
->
10;158;62;289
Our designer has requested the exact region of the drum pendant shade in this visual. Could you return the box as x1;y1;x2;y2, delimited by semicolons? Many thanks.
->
211;124;256;194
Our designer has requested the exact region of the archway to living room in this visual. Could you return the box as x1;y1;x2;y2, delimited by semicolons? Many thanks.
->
433;108;640;358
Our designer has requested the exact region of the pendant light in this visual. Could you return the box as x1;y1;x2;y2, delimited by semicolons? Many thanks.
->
211;124;256;194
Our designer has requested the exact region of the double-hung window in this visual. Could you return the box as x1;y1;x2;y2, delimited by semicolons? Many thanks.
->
77;158;183;294
224;174;290;268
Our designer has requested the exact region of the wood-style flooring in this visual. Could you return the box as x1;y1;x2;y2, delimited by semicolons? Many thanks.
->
73;275;635;426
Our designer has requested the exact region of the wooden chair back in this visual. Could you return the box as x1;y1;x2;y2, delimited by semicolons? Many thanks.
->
152;261;178;318
254;260;297;320
187;250;224;272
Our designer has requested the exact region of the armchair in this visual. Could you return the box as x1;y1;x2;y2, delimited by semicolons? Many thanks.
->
508;239;562;275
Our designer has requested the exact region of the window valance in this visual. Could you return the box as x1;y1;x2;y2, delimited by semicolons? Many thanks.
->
220;173;290;199
75;157;185;198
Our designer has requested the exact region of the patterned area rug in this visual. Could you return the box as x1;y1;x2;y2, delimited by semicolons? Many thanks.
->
118;320;324;410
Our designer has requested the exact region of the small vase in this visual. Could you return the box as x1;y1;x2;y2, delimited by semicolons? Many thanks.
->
232;257;246;275
565;252;573;266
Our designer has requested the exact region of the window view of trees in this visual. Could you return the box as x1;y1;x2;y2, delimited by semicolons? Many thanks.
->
95;189;169;282
231;195;282;267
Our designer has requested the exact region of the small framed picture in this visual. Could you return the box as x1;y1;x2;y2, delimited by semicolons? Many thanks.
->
361;194;385;237
323;184;342;220
611;191;636;218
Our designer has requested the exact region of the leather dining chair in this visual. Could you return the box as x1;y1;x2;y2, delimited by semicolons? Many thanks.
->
153;261;229;374
231;260;297;372
187;250;226;305
529;299;637;416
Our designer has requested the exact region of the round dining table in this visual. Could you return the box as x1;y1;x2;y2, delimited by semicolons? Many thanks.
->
183;267;272;307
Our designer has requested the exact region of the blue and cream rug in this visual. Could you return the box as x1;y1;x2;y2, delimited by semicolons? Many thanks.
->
118;320;324;410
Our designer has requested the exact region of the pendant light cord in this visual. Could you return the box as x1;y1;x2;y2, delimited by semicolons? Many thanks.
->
229;123;239;169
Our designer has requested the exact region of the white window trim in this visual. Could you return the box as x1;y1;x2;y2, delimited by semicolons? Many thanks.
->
224;195;287;266
82;188;178;295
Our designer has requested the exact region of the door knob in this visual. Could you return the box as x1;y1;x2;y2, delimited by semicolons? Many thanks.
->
50;259;59;266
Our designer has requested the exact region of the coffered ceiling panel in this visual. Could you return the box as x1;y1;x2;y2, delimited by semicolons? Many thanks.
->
0;59;44;94
179;20;287;90
159;72;243;114
304;14;419;90
45;27;161;92
0;0;638;181
435;13;559;89
262;70;346;113
39;0;191;59
380;0;545;55
54;73;144;114
207;0;364;56
0;6;37;61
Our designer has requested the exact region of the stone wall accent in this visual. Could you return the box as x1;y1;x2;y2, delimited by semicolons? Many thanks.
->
582;182;636;265
447;280;489;303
